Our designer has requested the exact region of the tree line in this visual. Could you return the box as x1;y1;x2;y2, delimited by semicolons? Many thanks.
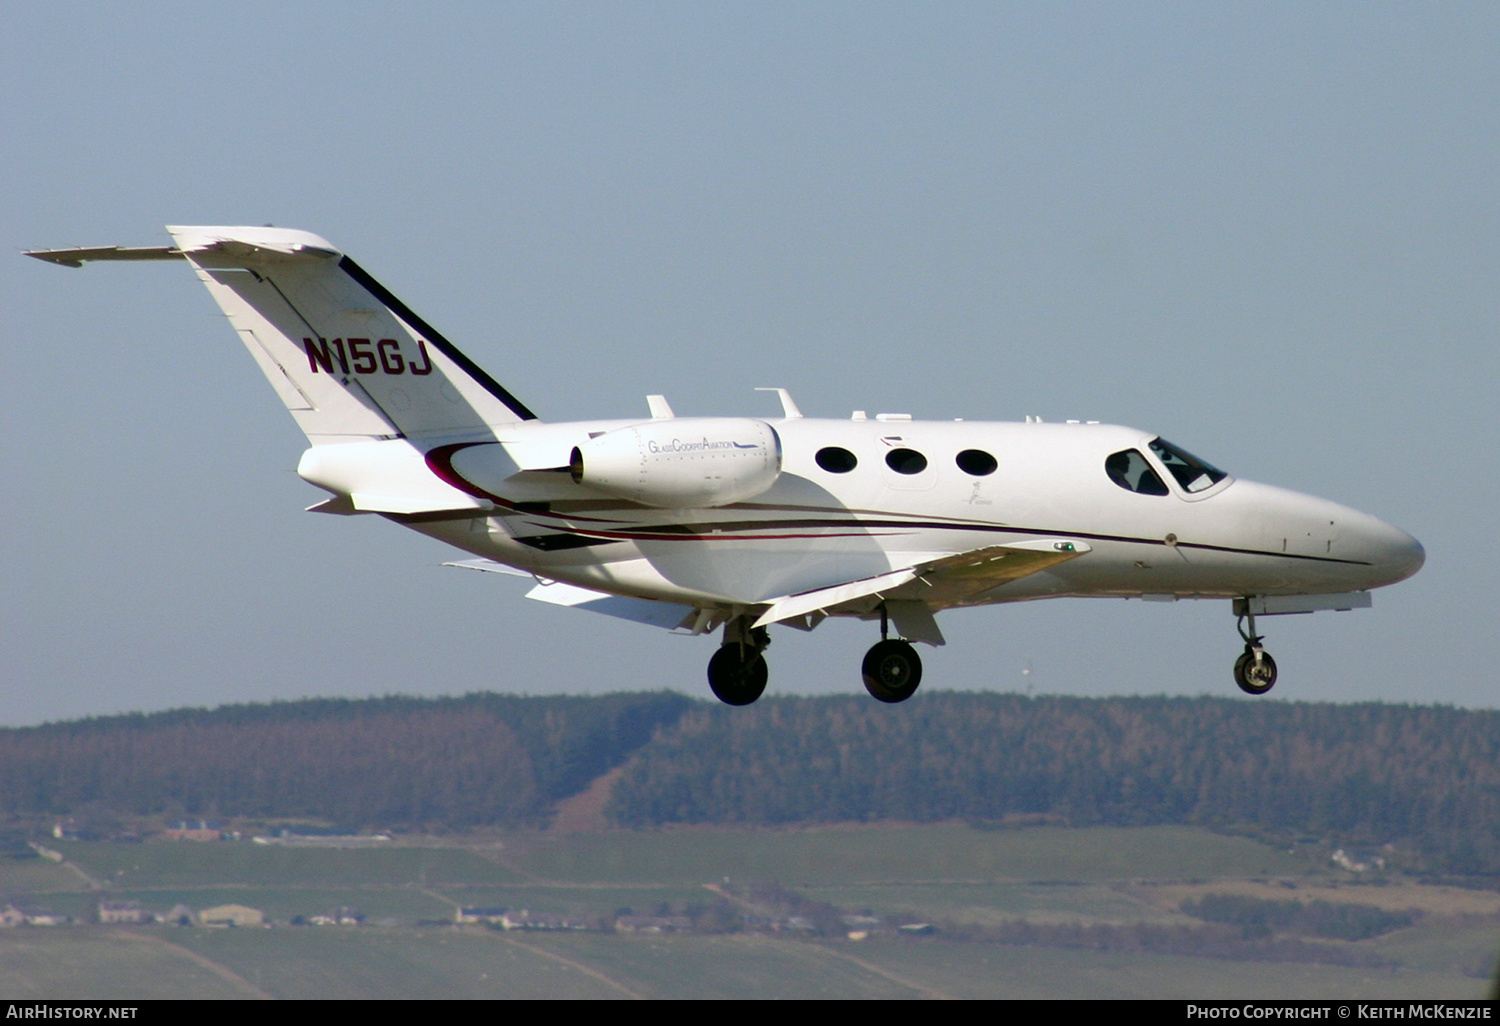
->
605;693;1500;874
4;691;1499;873
0;692;689;830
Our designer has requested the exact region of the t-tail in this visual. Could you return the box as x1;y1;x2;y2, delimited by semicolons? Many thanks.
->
27;226;537;515
29;225;536;445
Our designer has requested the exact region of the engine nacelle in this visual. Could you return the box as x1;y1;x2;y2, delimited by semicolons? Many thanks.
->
570;418;782;508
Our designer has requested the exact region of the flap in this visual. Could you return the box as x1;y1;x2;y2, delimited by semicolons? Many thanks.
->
752;539;1091;630
525;581;696;629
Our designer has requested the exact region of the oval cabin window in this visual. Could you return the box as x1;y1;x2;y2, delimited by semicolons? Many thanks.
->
815;447;858;473
955;449;997;476
885;448;928;475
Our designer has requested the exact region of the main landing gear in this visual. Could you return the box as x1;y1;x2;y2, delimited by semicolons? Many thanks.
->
1233;605;1278;696
862;605;922;704
705;609;927;706
707;617;769;706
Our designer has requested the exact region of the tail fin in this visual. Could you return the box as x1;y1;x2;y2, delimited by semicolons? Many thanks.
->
164;226;535;444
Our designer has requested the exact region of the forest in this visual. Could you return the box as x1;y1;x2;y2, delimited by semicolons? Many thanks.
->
3;691;1498;874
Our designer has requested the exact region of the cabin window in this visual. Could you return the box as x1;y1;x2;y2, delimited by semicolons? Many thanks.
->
1149;438;1227;494
955;449;997;476
1105;449;1169;496
885;448;928;475
815;447;858;473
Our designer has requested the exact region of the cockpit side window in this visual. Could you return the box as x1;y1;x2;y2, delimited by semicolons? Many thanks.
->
1105;449;1169;496
1148;438;1227;494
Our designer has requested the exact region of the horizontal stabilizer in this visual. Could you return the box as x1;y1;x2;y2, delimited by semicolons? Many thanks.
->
26;245;185;267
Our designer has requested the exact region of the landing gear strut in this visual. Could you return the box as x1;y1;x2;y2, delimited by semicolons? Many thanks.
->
707;617;769;706
1233;606;1278;696
862;605;923;703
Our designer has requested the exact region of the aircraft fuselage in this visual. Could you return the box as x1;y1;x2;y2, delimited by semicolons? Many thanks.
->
400;417;1422;612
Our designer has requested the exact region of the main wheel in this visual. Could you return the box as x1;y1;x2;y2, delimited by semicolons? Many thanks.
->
1233;648;1278;695
707;645;768;706
862;639;923;703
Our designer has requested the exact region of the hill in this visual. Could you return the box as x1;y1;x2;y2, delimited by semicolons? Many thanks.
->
3;692;1499;874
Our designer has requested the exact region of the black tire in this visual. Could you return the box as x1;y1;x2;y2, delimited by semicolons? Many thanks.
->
707;645;768;706
862;639;923;703
1233;648;1278;696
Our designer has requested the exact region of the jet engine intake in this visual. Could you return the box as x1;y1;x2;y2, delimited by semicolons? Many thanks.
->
569;418;781;508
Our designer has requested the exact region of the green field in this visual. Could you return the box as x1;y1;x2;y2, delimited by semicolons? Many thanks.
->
800;880;1186;927
3;926;1486;1000
430;884;721;917
500;824;1312;885
0;857;91;894
51;840;522;888
816;937;1489;1000
0;929;264;999
0;825;1492;999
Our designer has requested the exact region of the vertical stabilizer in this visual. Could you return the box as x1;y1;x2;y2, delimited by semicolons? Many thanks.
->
165;226;535;445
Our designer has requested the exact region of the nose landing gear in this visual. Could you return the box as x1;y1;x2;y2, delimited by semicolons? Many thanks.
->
862;605;923;703
708;617;769;706
1233;606;1278;696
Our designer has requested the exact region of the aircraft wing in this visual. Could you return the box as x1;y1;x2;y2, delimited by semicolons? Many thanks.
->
444;560;697;629
899;539;1091;606
752;539;1090;641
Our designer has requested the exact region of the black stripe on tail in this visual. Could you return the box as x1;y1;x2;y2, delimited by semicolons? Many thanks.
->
338;255;538;422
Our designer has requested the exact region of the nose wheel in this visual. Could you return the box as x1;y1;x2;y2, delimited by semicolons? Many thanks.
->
1233;646;1278;695
1233;606;1278;696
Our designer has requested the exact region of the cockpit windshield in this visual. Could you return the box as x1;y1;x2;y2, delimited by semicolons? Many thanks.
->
1148;438;1228;494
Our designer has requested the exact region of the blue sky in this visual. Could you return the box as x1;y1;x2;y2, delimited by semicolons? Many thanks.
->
5;2;1496;725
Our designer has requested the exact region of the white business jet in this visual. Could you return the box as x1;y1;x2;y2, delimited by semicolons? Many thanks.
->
28;227;1424;705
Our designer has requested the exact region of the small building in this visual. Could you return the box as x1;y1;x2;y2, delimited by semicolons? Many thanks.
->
199;904;264;928
98;899;146;924
498;910;586;931
308;907;365;926
614;915;692;935
14;904;71;926
162;904;197;927
162;820;221;842
457;906;509;925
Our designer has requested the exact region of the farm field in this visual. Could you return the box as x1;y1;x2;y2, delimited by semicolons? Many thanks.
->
493;824;1310;885
2;924;1487;1001
799;880;1185;927
0;824;1494;999
811;937;1489;1000
48;839;521;888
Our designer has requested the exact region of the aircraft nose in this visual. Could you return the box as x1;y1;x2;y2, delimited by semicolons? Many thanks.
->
1369;521;1425;586
1339;511;1425;589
